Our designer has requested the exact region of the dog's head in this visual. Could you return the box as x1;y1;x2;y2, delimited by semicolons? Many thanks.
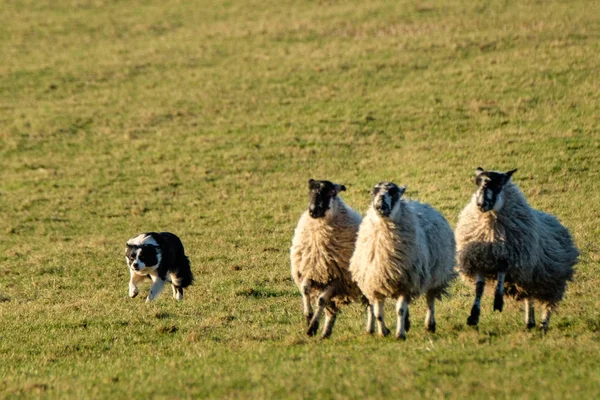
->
125;233;162;273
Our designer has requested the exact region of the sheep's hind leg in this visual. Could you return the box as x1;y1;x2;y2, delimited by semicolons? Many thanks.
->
540;304;553;333
300;279;313;327
373;298;390;337
525;297;535;330
493;267;506;312
365;303;375;334
467;273;485;326
395;296;410;340
425;292;436;333
321;302;338;339
307;286;334;337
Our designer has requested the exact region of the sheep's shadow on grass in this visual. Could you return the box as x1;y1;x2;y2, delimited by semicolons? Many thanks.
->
235;287;295;298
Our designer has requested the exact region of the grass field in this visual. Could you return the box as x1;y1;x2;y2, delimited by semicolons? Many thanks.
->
1;0;599;398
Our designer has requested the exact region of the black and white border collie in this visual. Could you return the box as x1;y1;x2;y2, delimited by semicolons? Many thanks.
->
125;232;194;302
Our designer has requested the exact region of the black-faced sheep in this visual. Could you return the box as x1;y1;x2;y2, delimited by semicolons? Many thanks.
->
290;179;363;338
455;168;579;331
349;182;456;340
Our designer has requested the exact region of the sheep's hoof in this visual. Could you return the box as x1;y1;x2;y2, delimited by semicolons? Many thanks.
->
493;294;504;312
395;332;407;341
405;309;411;332
426;321;436;333
305;313;314;327
467;306;480;326
306;321;319;336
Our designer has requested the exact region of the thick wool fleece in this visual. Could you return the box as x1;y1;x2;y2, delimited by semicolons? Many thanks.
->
350;200;456;302
456;182;578;305
290;197;363;303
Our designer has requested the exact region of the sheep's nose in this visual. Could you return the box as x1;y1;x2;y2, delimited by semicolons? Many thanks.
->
375;203;390;216
309;209;323;218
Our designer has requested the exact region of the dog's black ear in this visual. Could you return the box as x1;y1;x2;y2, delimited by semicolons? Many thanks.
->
475;167;484;176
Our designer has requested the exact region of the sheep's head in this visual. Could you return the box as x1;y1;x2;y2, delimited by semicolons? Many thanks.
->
371;182;406;219
474;167;517;213
307;179;346;219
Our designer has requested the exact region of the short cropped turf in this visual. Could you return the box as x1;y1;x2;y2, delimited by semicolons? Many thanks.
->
1;0;599;398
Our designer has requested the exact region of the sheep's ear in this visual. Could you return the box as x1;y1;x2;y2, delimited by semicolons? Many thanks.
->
475;167;484;176
334;184;346;194
503;168;517;184
398;185;407;197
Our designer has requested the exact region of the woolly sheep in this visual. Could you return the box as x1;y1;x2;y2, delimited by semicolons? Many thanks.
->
349;182;456;340
455;167;579;332
290;179;363;338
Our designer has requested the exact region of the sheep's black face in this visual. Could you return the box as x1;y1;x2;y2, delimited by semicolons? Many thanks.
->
372;182;406;218
307;179;345;219
474;167;517;212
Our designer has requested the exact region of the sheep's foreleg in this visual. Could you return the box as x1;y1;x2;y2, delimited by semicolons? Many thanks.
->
365;303;375;334
307;285;334;337
321;303;338;339
425;292;436;333
300;279;313;327
525;297;535;329
467;272;485;326
494;267;506;312
373;298;390;337
540;304;552;333
395;296;410;340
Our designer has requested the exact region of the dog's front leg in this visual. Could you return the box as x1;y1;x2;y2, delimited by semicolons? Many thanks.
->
147;274;167;302
129;270;144;298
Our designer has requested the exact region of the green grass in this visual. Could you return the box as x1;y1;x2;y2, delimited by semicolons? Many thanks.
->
1;0;599;398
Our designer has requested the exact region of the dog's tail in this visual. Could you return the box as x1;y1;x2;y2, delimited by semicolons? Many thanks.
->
159;232;194;289
175;254;194;288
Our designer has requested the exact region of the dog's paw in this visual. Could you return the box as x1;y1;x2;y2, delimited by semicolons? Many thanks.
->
129;287;139;298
